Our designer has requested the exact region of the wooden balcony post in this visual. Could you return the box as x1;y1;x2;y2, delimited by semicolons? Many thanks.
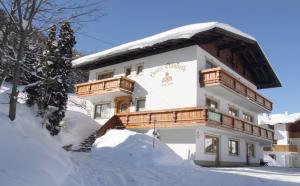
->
173;111;177;123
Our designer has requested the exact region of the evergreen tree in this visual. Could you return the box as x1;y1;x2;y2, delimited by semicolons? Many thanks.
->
46;22;76;135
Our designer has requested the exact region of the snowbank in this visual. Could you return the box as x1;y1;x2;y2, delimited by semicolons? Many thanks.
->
72;22;256;67
0;84;73;186
67;129;300;186
264;154;282;167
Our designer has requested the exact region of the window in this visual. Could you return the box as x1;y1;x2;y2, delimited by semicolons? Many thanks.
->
97;72;114;80
228;106;239;117
125;67;131;76
205;61;216;69
136;98;145;112
206;98;218;111
119;103;128;113
95;103;110;119
229;139;239;155
205;135;218;153
247;143;255;157
136;64;143;75
242;113;253;122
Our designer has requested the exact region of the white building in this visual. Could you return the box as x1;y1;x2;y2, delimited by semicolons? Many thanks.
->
260;113;300;167
72;22;281;166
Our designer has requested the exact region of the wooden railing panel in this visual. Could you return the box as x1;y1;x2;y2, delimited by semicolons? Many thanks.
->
75;77;135;96
234;119;243;131
244;123;252;133
200;67;273;111
253;126;260;136
264;145;299;152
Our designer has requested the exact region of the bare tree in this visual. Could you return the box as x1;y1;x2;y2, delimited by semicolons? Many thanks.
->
0;0;105;121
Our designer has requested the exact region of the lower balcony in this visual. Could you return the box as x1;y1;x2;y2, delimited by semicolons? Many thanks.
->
114;107;273;141
264;145;300;153
75;77;135;102
200;67;272;112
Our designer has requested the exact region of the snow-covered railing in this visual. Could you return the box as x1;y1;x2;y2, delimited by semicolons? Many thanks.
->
200;67;273;111
75;76;135;96
113;107;273;140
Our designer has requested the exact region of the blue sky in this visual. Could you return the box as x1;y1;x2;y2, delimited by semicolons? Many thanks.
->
75;0;300;114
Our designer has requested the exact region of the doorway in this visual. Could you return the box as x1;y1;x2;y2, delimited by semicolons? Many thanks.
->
115;96;131;114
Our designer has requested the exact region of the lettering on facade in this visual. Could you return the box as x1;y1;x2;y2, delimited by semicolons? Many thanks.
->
150;63;186;78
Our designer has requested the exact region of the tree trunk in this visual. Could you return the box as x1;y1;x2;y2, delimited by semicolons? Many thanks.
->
9;33;25;121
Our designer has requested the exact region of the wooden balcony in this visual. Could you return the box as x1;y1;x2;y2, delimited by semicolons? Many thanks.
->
113;107;273;141
75;77;135;96
200;67;272;111
264;145;300;153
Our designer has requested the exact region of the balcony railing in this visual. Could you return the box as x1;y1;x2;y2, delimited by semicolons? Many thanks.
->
264;145;300;153
75;76;135;96
200;67;273;111
114;107;273;140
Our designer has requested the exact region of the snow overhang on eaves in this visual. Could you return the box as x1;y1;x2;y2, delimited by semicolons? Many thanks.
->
72;22;281;89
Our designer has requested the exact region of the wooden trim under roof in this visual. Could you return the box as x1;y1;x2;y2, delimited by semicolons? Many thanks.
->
74;28;281;89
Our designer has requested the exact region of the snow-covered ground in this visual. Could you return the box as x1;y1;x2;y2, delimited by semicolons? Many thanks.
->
1;83;300;186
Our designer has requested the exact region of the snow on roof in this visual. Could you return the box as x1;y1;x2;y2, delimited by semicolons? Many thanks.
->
72;22;256;67
259;113;300;125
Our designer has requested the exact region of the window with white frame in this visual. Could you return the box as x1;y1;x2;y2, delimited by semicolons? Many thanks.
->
125;67;131;76
95;103;110;119
228;106;239;117
206;98;218;111
228;139;239;155
247;143;255;157
242;112;254;122
136;64;143;75
205;135;218;153
136;98;145;112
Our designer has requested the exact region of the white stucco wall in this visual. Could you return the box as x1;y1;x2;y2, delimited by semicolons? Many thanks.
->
158;129;196;160
88;46;198;116
274;124;289;145
195;128;262;164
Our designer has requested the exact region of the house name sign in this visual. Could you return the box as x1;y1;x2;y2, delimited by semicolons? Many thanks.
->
150;63;186;78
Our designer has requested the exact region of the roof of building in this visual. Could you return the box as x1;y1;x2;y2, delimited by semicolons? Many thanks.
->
72;22;281;89
259;113;300;125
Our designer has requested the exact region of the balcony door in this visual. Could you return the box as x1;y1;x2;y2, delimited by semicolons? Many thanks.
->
115;96;131;114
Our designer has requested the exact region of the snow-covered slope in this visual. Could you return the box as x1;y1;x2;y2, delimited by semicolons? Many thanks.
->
0;84;73;186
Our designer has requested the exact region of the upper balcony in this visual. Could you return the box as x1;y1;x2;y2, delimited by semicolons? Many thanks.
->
200;67;272;112
75;76;135;101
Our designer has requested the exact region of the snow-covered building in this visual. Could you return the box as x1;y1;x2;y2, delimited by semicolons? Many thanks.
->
72;22;281;166
260;113;300;167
